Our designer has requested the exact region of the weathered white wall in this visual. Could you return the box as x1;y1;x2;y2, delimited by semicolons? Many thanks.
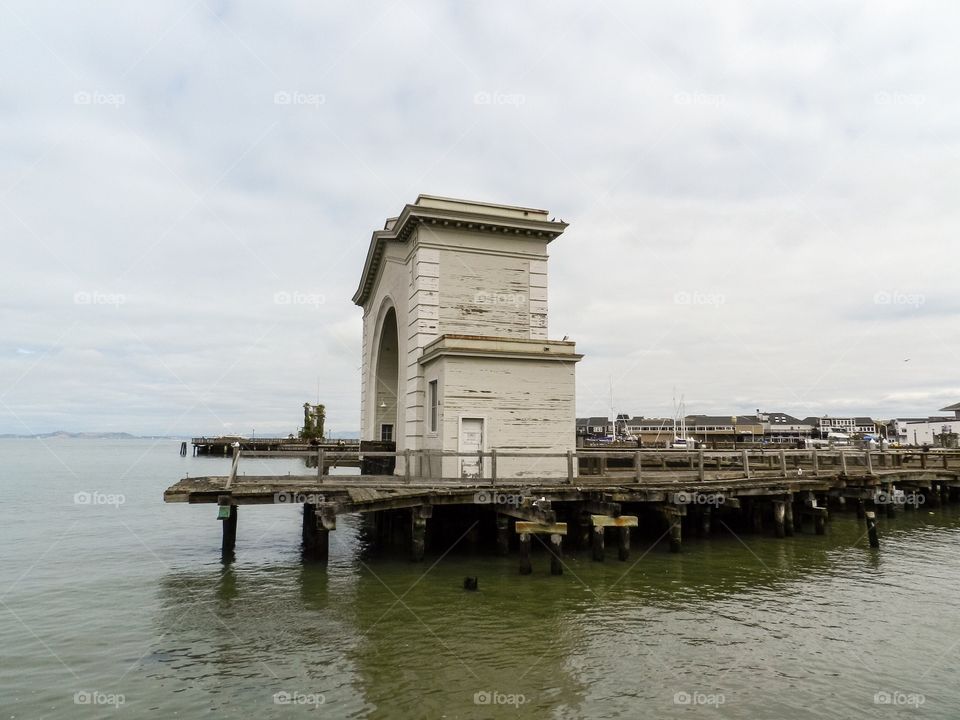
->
421;355;576;479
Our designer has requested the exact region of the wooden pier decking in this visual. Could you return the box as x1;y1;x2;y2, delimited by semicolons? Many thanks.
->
164;447;960;572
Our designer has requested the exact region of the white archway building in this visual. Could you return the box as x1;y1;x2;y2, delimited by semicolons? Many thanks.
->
353;195;582;479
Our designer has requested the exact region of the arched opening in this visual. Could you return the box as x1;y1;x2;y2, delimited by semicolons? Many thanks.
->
373;306;399;445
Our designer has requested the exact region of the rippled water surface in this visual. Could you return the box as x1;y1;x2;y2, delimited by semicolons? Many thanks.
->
3;439;960;718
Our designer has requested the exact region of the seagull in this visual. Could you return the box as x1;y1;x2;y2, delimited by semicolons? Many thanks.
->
904;358;911;362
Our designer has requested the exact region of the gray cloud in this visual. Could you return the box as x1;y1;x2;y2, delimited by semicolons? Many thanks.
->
2;1;958;435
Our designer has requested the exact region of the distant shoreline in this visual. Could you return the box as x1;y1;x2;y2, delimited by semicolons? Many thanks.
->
0;432;187;440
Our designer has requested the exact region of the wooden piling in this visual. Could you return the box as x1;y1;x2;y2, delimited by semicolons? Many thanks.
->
700;507;712;536
411;507;427;562
221;504;237;558
784;500;794;536
548;533;563;576
519;532;532;575
592;525;605;561
617;526;630;561
668;514;682;553
496;514;510;556
773;500;786;538
856;499;865;519
865;510;879;548
814;510;826;535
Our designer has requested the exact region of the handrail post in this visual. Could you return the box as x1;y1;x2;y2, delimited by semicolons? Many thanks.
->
865;449;873;475
404;448;411;483
634;451;641;482
812;448;819;475
841;450;848;475
491;448;497;486
698;448;705;481
779;449;787;478
317;449;325;482
567;450;574;484
742;449;750;479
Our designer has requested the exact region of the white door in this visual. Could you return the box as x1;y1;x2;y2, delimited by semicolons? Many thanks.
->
459;418;484;478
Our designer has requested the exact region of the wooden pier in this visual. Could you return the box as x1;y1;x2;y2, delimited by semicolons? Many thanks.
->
164;447;960;572
190;436;360;458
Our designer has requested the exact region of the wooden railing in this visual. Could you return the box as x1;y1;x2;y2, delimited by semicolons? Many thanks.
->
223;447;960;486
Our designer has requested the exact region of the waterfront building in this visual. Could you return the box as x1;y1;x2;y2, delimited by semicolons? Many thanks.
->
354;195;582;479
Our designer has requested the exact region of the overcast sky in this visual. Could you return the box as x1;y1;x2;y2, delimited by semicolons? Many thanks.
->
2;1;958;436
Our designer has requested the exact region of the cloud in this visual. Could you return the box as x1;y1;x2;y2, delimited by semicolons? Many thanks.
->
1;0;958;433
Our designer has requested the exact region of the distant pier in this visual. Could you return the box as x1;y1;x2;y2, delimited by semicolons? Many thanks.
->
190;436;360;458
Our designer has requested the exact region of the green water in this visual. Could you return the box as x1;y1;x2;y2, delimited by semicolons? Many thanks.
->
3;439;959;718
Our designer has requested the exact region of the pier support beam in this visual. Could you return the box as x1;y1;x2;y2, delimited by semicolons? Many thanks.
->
590;515;638;561
496;514;510;556
519;533;532;575
302;503;329;561
699;507;712;537
865;510;880;549
658;507;682;553
814;509;827;535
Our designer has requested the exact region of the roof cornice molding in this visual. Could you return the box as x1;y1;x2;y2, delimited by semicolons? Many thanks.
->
353;201;568;306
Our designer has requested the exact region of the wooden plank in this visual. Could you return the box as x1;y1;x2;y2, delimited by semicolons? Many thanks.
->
515;521;567;535
590;514;638;528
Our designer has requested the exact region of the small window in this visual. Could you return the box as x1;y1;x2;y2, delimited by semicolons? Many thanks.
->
428;380;438;433
380;424;393;442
